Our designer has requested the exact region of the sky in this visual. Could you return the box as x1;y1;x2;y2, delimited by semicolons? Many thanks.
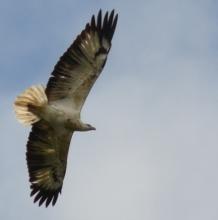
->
1;0;218;219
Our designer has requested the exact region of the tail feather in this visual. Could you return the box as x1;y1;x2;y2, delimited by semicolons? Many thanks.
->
14;85;48;126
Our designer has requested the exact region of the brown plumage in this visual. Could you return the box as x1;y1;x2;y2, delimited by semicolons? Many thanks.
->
14;10;118;207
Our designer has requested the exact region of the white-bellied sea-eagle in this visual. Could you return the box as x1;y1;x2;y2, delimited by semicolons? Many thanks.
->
14;10;118;207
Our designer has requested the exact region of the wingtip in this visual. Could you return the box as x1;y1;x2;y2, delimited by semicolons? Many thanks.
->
97;9;102;29
91;15;95;28
89;9;118;39
112;9;118;21
112;13;118;30
104;11;109;21
29;184;62;207
111;9;115;16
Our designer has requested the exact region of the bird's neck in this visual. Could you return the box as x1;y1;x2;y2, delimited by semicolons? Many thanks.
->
65;119;89;131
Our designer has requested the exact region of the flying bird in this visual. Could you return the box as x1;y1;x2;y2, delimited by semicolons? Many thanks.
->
14;10;118;207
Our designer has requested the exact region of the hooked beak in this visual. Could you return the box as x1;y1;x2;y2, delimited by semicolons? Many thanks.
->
91;126;96;130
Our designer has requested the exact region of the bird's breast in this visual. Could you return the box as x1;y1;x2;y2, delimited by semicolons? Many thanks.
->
41;102;80;130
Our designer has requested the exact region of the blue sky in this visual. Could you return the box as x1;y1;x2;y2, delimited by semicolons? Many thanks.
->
1;0;218;219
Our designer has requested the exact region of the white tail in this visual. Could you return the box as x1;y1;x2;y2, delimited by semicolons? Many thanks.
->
14;85;48;126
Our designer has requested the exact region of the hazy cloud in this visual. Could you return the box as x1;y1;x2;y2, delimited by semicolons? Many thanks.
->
1;0;218;219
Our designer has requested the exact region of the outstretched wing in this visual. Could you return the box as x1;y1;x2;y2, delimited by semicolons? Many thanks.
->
45;10;118;111
26;120;73;207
